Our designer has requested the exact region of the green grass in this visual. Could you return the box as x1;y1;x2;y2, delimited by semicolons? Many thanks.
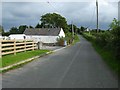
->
92;43;119;75
82;32;119;76
72;34;80;45
1;50;49;67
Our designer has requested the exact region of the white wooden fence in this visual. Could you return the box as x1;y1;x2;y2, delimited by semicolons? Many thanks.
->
0;39;37;58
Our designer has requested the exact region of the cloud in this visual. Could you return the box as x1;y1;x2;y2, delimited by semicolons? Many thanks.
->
2;1;118;31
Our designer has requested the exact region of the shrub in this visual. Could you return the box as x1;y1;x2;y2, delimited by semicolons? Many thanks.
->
57;37;65;46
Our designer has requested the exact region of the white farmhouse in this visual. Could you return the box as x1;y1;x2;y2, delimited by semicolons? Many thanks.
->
24;28;65;44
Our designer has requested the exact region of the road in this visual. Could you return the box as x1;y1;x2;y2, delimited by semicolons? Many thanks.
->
2;35;118;88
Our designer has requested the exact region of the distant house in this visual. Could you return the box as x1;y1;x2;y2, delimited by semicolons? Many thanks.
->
24;28;65;44
85;28;90;32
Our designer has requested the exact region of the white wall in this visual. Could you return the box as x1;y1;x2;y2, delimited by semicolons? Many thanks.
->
0;35;2;39
59;28;65;37
26;28;65;43
9;34;26;40
26;35;59;43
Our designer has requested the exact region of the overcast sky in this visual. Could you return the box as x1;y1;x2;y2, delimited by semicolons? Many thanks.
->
1;0;119;31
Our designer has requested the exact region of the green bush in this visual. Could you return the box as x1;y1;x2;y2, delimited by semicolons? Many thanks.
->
83;19;120;60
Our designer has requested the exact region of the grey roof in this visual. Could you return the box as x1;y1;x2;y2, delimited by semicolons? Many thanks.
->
24;28;61;36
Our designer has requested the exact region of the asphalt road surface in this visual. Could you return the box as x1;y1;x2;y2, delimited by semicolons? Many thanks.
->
2;35;118;88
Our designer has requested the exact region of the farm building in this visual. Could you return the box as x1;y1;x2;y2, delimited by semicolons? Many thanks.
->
24;28;65;44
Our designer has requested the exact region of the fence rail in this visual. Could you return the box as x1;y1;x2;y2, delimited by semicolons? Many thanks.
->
0;39;37;58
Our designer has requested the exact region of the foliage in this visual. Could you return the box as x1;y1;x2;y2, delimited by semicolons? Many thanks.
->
110;18;120;60
68;24;78;33
29;25;34;28
65;32;73;44
35;23;42;28
9;27;19;34
82;32;119;75
18;25;28;34
82;18;120;63
0;25;4;34
80;26;86;32
40;13;68;32
57;37;65;46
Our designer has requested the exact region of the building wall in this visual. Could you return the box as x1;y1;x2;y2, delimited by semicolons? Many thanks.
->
26;35;59;43
59;28;65;37
26;28;65;43
9;34;26;40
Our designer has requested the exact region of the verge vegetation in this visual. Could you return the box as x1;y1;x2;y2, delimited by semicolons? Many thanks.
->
82;18;120;76
1;50;49;67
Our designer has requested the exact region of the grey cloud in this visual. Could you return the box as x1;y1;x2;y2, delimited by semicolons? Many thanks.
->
2;2;118;31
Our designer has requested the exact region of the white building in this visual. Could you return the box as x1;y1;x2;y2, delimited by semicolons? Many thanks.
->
24;28;65;43
9;34;26;40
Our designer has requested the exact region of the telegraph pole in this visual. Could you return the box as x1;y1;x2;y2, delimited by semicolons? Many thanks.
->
96;0;99;33
71;21;74;43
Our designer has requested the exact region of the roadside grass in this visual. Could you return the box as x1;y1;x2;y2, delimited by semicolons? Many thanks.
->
92;42;119;75
1;50;49;67
72;34;80;45
82;32;119;76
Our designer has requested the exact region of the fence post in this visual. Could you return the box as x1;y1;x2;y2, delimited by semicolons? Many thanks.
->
0;39;2;58
32;41;34;51
14;39;16;55
24;39;26;52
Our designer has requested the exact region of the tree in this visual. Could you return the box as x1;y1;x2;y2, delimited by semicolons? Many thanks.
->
40;13;68;32
109;18;120;60
18;25;28;34
80;26;86;32
35;23;42;28
0;25;4;34
29;25;34;28
9;27;19;34
68;24;78;34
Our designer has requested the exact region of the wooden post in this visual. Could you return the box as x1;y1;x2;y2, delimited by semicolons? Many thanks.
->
0;39;2;58
32;41;34;51
14;39;16;55
24;39;26;52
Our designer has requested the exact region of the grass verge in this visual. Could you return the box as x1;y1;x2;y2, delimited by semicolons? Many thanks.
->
72;34;80;45
1;50;49;68
92;43;119;75
82;33;119;76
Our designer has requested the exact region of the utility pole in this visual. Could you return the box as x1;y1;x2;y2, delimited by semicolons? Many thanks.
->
96;0;99;33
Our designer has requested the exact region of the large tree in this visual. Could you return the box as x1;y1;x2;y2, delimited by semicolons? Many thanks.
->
40;13;68;32
0;25;4;34
18;25;28;34
9;27;19;34
35;23;42;28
